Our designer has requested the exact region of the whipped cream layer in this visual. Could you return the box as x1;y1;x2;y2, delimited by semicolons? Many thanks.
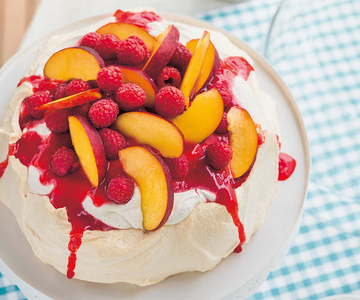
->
0;9;279;285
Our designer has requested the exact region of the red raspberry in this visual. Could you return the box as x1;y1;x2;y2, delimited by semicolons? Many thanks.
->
215;112;228;134
168;43;192;72
99;128;127;160
156;66;182;89
88;99;119;128
51;146;79;176
44;108;72;133
164;154;189;180
26;91;52;119
97;66;123;94
80;32;100;48
54;83;67;100
66;79;91;97
96;33;121;60
106;175;135;204
214;84;232;109
117;36;149;66
154;86;185;118
115;83;146;111
206;141;233;170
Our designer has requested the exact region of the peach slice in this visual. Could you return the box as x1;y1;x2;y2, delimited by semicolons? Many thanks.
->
142;25;180;80
118;146;174;231
227;106;258;178
186;38;220;93
68;115;107;187
114;112;184;158
119;66;158;107
180;31;210;108
96;23;157;51
171;89;224;144
44;46;104;81
36;88;102;110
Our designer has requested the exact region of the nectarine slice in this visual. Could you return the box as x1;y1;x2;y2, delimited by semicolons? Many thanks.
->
96;23;156;50
186;38;220;93
114;112;184;158
68;115;107;187
180;31;210;108
118;146;174;231
120;66;158;107
172;89;224;144
44;47;104;81
36;89;102;110
227;106;258;178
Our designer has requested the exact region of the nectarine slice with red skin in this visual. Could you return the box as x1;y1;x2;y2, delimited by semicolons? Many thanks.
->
44;47;104;82
68;115;107;187
36;88;102;110
119;66;158;107
180;31;210;108
172;89;224;144
186;38;220;93
142;25;180;80
227;106;258;179
96;23;156;51
118;146;174;231
114;111;184;158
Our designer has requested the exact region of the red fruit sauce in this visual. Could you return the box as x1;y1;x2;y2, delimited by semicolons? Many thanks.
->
278;152;296;181
114;10;162;31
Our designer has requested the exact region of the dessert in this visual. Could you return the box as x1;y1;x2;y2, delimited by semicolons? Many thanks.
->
0;8;296;286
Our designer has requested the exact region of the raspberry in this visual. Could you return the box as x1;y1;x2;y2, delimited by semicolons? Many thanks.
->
154;86;185;118
80;32;100;48
156;66;182;89
106;175;135;204
44;108;72;133
117;35;149;66
97;66;123;94
99;128;127;160
26;91;52;119
214;84;232;109
51;146;79;176
206;141;233;170
66;79;92;97
54;83;67;100
88;99;119;128
115;83;146;111
96;33;121;60
215;112;228;134
168;43;192;72
164;154;189;180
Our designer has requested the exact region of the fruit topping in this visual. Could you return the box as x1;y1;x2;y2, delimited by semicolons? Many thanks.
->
44;108;72;133
215;112;229;134
66;79;92;97
156;66;181;89
26;91;52;119
206;141;233;170
154;86;185;118
115;111;184;158
88;99;119;129
164;154;189;180
213;83;232;109
51;146;79;177
95;33;121;60
80;32;101;48
117;36;150;66
99;128;127;160
106;174;135;204
115;83;146;111
168;43;192;73
54;83;68;100
96;66;123;94
118;146;174;231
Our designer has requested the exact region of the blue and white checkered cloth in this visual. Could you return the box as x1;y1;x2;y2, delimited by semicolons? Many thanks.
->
2;0;360;299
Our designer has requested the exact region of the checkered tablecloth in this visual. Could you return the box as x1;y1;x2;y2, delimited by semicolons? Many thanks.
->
1;0;360;299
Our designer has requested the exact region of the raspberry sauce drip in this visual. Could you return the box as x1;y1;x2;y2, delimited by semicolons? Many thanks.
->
18;75;62;95
0;156;8;178
278;152;296;181
114;10;162;31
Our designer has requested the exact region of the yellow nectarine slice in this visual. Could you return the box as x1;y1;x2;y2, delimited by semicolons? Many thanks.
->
227;106;258;178
118;146;174;231
171;89;224;144
68;116;107;187
114;112;184;158
180;31;210;108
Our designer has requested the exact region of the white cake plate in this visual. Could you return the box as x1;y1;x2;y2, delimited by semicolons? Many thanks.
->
0;12;310;300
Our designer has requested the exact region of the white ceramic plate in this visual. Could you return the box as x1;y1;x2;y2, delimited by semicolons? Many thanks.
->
0;12;310;300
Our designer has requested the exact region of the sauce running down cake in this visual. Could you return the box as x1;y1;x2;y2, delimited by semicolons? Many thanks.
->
0;9;296;286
